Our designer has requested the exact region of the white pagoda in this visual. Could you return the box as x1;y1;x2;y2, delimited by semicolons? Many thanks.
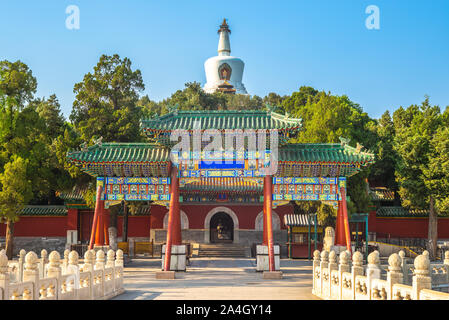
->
203;19;248;94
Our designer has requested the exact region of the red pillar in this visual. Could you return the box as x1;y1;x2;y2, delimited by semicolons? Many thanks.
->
264;175;275;272
263;191;267;245
335;201;346;246
104;210;109;246
95;201;105;246
89;184;103;250
341;186;352;253
171;169;181;245
163;167;180;271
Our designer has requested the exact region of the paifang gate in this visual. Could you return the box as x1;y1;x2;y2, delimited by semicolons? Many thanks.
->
67;109;375;273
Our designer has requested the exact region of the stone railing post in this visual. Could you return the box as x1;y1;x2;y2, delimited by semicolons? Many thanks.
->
387;253;403;300
366;250;381;300
351;251;364;300
95;250;105;270
338;251;350;300
40;249;48;279
46;251;62;279
320;250;329;298
328;251;338;298
0;251;9;300
62;249;70;274
46;251;61;299
443;251;449;283
22;251;39;299
18;249;26;282
328;251;338;272
422;250;431;275
106;250;115;269
412;253;431;300
398;250;410;284
66;251;80;293
82;250;95;273
312;250;320;295
115;249;124;268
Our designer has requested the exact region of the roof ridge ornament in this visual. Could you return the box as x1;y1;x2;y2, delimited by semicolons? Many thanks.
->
265;103;276;114
93;136;103;147
167;104;179;115
339;137;351;147
80;142;88;152
355;142;364;154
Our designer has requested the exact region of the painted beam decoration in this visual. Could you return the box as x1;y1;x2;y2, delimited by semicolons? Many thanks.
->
97;177;171;201
173;150;272;178
272;177;346;201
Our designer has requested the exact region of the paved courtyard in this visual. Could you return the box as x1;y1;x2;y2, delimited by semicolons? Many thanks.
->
113;257;319;300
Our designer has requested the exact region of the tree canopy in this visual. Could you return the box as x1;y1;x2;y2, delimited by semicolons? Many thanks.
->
70;54;145;143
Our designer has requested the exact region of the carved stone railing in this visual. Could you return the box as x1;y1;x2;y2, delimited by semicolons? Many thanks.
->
312;249;449;300
37;277;58;300
419;288;449;300
0;248;125;300
8;281;34;300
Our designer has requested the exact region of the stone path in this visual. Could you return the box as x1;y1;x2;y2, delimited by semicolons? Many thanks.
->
113;257;319;300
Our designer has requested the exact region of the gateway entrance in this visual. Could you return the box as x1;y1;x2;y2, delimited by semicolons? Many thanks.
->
210;212;234;243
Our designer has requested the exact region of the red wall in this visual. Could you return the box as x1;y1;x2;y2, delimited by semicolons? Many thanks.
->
0;216;68;237
368;209;449;239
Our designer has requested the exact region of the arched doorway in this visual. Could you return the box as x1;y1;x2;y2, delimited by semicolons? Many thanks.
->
210;212;234;243
204;206;239;243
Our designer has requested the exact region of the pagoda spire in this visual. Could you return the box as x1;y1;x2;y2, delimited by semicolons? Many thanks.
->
218;18;231;56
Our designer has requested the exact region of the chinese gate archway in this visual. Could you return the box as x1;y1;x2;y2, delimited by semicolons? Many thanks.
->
67;110;375;273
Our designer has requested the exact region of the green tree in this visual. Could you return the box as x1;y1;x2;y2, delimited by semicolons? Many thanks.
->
0;156;33;258
263;92;286;106
393;98;444;258
223;93;263;110
0;60;37;158
369;110;400;204
281;86;319;115
425;126;449;215
286;89;377;225
34;94;65;139
70;54;145;143
0;60;37;110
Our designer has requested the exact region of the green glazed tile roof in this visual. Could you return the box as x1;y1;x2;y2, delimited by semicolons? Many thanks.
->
57;185;89;202
278;143;375;165
369;187;395;202
376;206;429;217
20;206;68;216
141;110;302;131
68;142;374;165
67;143;170;164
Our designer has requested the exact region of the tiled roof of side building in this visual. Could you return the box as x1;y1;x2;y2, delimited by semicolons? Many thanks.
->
141;110;303;131
376;206;429;217
369;187;395;202
67;143;171;164
278;143;375;165
20;206;68;216
56;185;89;202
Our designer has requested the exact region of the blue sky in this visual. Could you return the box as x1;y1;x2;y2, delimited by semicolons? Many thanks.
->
1;0;448;119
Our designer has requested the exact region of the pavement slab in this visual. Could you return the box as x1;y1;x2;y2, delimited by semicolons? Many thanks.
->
113;257;319;300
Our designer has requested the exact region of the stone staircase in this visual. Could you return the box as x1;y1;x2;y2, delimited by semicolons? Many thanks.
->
198;243;249;258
